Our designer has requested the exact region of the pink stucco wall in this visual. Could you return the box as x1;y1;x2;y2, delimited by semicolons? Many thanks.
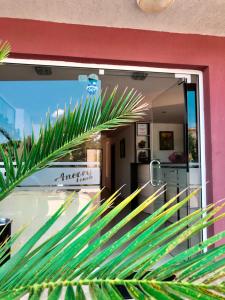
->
0;17;225;237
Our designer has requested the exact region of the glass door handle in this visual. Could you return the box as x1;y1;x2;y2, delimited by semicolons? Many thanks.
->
150;160;161;186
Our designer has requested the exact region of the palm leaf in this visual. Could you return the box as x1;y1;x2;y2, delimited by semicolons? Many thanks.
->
0;187;224;299
0;41;10;62
0;87;147;202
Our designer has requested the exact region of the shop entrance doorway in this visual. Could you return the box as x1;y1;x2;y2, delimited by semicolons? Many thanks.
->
101;71;202;253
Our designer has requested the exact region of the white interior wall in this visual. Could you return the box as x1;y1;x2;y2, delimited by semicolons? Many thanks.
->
151;123;184;162
150;83;184;162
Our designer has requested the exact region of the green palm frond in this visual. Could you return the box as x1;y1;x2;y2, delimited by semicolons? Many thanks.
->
0;41;10;62
0;187;224;299
0;87;147;202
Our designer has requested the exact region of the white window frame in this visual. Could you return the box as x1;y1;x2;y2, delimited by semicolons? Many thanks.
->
4;58;207;242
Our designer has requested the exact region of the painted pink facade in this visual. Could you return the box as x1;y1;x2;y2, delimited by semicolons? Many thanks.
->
1;17;225;236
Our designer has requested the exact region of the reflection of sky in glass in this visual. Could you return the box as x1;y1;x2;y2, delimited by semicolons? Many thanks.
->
187;90;197;128
0;80;101;142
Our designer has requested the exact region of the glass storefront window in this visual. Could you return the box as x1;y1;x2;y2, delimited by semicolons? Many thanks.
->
0;63;202;257
0;66;103;247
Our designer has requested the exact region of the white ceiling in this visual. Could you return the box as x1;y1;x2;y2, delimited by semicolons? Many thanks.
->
0;0;225;37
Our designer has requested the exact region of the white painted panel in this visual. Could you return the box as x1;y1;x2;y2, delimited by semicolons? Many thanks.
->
151;123;184;163
189;167;201;186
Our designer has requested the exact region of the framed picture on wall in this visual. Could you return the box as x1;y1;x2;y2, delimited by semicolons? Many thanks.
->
159;131;174;150
120;138;126;158
137;123;148;136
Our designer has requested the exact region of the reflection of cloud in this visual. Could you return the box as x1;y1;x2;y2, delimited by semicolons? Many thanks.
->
51;108;64;118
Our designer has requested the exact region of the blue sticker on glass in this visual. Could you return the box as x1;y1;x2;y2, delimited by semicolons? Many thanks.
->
87;79;98;96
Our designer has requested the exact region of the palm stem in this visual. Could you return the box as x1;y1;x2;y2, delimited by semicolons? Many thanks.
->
2;279;222;295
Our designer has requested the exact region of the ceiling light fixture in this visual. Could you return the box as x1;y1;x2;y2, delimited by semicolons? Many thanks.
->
137;0;175;13
34;66;52;76
131;71;148;81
